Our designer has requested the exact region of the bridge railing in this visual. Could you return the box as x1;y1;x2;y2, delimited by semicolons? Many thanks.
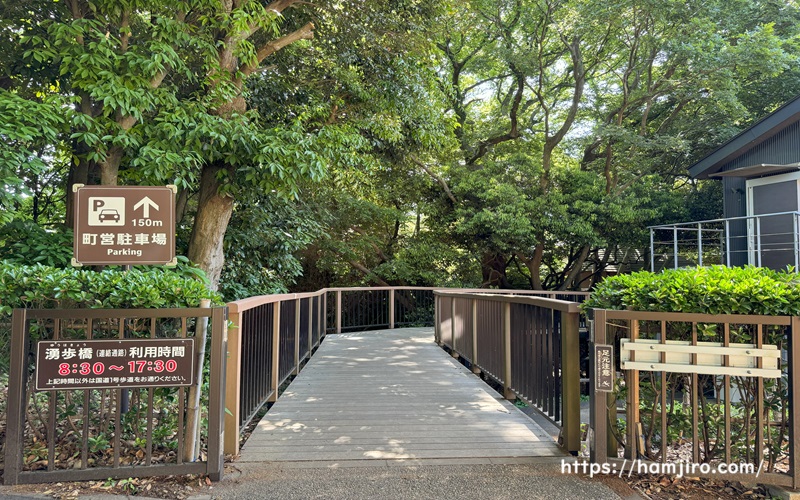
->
225;291;325;455
226;287;588;456
325;287;438;333
434;290;585;455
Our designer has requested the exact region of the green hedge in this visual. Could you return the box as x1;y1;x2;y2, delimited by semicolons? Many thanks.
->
583;265;800;316
0;262;221;374
0;261;221;315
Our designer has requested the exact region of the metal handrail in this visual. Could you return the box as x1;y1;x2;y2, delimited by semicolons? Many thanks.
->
649;211;800;271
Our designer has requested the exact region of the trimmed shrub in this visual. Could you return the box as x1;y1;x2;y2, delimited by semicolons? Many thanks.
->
582;265;800;316
0;261;221;370
0;261;221;315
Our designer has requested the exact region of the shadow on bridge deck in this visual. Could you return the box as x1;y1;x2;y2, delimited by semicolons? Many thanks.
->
238;327;563;464
208;327;634;499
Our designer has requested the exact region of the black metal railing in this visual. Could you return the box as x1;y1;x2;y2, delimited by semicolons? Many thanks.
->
434;291;582;455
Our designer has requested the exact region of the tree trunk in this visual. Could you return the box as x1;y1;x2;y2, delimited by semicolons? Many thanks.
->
99;146;123;185
480;252;510;288
65;158;90;228
175;188;189;225
558;245;590;291
526;243;545;290
187;163;235;291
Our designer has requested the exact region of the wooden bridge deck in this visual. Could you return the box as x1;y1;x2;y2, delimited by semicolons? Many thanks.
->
238;327;564;464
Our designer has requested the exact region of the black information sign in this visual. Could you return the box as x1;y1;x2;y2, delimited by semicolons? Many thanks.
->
36;338;195;391
594;344;614;393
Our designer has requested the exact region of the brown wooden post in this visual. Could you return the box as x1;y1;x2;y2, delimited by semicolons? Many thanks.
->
790;316;800;488
207;307;227;481
434;294;440;344
223;304;242;455
268;301;282;402
322;291;328;338
5;309;28;485
336;290;342;334
561;308;580;455
308;297;313;358
293;298;301;375
450;297;457;353
502;301;515;400
471;298;480;374
389;288;395;329
590;308;608;463
625;318;640;460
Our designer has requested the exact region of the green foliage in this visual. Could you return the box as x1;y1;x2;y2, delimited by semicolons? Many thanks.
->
219;196;325;299
0;261;220;375
584;265;800;316
0;220;74;267
0;261;221;316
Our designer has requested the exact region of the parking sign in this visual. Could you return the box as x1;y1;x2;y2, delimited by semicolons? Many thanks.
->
72;184;176;266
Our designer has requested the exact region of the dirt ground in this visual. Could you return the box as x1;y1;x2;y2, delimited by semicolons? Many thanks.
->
3;462;779;500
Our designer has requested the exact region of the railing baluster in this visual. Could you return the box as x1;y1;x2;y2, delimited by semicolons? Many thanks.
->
698;223;703;266
725;219;731;266
336;291;342;334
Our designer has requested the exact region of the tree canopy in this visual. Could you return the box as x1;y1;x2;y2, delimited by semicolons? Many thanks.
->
2;0;800;297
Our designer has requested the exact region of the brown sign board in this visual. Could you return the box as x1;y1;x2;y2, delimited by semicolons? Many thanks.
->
594;344;614;393
36;338;195;391
72;184;176;266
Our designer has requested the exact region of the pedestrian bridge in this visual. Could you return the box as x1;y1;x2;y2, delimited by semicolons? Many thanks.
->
9;286;800;490
4;287;585;486
239;327;562;464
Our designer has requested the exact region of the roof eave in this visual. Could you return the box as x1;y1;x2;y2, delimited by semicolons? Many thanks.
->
688;95;800;179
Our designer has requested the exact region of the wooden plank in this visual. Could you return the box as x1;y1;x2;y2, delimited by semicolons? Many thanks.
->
239;448;565;462
239;327;562;464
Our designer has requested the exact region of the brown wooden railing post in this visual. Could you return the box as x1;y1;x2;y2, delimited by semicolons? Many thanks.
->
322;291;327;336
502;301;514;400
5;309;28;485
561;308;580;455
434;294;440;344
625;318;640;460
336;290;342;334
321;291;326;339
294;298;301;375
308;297;313;357
450;296;457;352
471;298;480;374
207;307;227;481
790;316;800;488
590;308;616;462
269;301;282;402
389;288;395;329
224;305;242;456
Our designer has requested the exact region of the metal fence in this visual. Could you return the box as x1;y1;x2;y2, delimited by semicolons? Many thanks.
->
649;211;800;271
225;292;326;455
326;287;437;333
434;290;583;455
4;307;227;485
590;308;800;488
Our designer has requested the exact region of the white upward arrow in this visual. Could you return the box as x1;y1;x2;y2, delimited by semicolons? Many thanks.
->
133;196;159;218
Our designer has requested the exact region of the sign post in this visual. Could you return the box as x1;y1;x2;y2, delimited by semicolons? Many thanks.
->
72;184;177;266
